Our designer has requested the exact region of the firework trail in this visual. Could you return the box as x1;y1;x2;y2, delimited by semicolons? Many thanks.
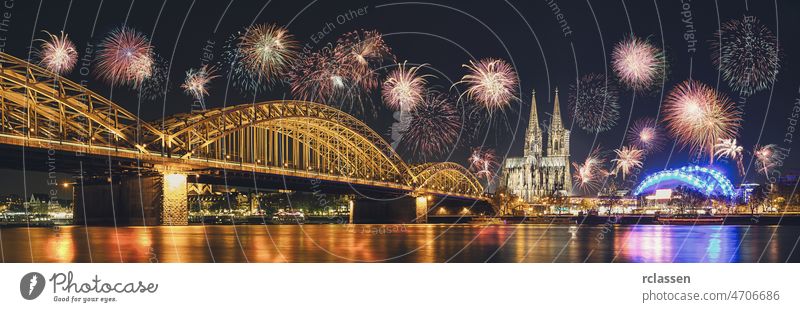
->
182;65;219;103
754;144;780;176
711;16;780;96
389;109;412;150
336;30;394;91
568;73;620;133
137;55;169;102
662;80;741;163
291;31;392;117
572;147;609;193
468;147;499;181
611;36;666;93
220;32;268;95
382;62;429;111
290;44;356;104
714;138;745;176
399;90;461;160
36;31;78;75
612;146;644;180
457;58;519;115
96;27;154;87
239;24;298;83
626;117;664;153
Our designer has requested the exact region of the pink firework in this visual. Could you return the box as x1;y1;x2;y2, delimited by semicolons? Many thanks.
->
399;90;461;159
96;27;154;87
572;147;609;192
457;58;519;113
626;118;664;153
290;44;352;102
381;62;430;111
612;146;644;180
469;148;499;181
611;36;666;93
754;144;780;175
181;65;219;103
662;80;741;164
336;30;394;91
36;31;78;75
715;138;745;176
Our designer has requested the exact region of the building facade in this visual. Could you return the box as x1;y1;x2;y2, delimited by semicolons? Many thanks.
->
500;89;571;202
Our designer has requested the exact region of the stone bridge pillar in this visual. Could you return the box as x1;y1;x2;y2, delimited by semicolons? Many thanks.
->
160;172;188;225
73;171;188;226
415;196;429;224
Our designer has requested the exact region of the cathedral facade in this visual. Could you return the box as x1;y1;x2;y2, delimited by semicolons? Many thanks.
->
499;89;572;202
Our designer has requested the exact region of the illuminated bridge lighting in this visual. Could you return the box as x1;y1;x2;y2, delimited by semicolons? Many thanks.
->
0;52;484;200
633;165;735;199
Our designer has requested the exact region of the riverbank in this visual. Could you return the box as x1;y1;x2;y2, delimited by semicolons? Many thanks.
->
428;214;800;225
5;214;800;227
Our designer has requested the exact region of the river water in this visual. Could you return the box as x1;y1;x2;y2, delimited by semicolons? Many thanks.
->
1;224;798;262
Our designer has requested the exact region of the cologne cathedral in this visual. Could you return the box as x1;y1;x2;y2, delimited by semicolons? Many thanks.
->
499;89;572;202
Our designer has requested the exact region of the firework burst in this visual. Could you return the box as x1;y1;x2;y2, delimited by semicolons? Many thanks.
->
457;58;519;114
137;55;170;101
220;32;266;95
715;138;745;176
468;147;499;181
182;65;219;103
96;27;154;87
662;80;742;163
381;62;429;111
711;16;780;96
626;118;664;153
239;24;298;82
36;31;78;75
336;30;394;91
754;144;781;175
572;147;609;193
612;146;644;180
568;73;620;133
290;44;355;103
290;31;392;116
611;36;666;93
399;90;461;159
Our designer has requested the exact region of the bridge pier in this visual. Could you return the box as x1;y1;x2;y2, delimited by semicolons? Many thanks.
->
350;196;429;224
73;172;188;226
415;196;429;224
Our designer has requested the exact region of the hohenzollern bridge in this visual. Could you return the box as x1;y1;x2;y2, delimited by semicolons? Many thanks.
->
0;52;486;225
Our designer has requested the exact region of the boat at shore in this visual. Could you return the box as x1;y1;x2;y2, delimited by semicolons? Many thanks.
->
524;215;576;224
469;216;506;225
655;213;725;225
272;211;306;224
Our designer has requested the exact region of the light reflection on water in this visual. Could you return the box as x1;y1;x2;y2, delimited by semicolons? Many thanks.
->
0;224;798;263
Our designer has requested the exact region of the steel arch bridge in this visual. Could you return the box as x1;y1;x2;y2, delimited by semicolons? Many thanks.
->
0;52;483;199
411;162;484;196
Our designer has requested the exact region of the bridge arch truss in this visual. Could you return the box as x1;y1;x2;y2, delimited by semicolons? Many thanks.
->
0;52;484;199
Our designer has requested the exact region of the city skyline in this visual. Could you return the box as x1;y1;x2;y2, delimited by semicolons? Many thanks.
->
1;0;800;270
0;0;797;200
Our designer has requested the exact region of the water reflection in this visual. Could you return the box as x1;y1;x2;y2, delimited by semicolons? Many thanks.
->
0;224;797;262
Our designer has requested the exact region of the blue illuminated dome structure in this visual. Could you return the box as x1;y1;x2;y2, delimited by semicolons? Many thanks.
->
633;165;736;200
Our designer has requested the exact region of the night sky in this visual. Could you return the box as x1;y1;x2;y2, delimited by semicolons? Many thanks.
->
1;0;798;197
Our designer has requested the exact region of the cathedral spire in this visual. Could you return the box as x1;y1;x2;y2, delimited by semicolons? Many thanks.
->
550;87;563;131
524;89;542;158
547;88;567;157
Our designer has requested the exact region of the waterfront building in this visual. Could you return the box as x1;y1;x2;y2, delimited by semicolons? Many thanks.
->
499;89;572;202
